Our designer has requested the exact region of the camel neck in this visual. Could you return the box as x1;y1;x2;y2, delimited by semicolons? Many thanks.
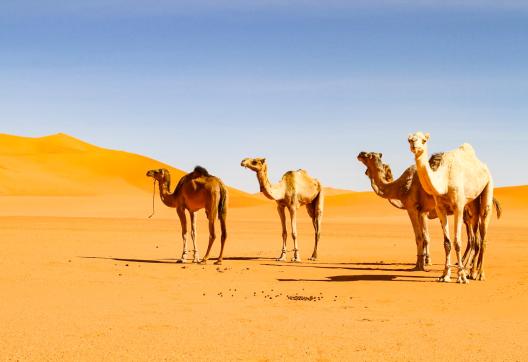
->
256;169;284;200
368;166;402;200
415;151;446;196
158;178;177;207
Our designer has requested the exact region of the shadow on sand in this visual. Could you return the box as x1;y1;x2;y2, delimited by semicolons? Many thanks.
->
79;255;274;264
222;256;275;261
278;274;434;283
260;262;433;273
79;256;180;264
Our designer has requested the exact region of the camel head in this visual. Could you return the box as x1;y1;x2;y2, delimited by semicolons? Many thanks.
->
357;152;384;176
240;158;267;172
408;132;430;157
357;152;394;181
146;168;170;183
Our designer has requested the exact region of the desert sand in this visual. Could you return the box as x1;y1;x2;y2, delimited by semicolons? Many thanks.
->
1;134;527;361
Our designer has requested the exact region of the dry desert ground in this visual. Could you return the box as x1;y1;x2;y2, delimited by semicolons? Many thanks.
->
1;133;527;361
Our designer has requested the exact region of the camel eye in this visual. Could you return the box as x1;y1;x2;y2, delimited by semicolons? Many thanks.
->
252;160;257;165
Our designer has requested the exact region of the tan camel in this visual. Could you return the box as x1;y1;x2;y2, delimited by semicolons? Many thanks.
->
358;151;439;270
357;152;500;272
241;158;323;262
146;166;228;265
408;132;494;283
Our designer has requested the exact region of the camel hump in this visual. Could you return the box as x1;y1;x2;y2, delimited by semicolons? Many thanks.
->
193;166;210;177
459;143;475;154
295;169;309;176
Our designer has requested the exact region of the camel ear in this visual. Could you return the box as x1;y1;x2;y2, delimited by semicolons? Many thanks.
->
261;158;266;164
424;133;430;141
407;134;413;141
378;153;383;158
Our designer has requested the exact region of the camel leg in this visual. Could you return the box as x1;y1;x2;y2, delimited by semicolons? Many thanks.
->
289;207;301;262
190;212;201;263
436;206;452;282
176;208;190;263
407;209;425;271
276;205;287;261
307;196;323;261
215;212;227;265
420;212;432;266
462;201;478;269
475;183;493;281
470;228;481;279
453;204;468;284
462;217;474;269
201;217;216;264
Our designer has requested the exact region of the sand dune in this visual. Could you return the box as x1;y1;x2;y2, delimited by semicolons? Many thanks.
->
1;133;526;218
0;133;264;207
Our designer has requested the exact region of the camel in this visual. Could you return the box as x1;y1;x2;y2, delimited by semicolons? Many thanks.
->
408;132;494;283
241;158;323;262
146;166;228;265
357;152;501;271
358;151;441;270
460;196;498;273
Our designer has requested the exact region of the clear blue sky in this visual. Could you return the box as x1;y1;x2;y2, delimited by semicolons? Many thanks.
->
1;1;527;192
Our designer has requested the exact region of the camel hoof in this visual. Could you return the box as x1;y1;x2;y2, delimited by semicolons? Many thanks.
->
308;256;317;261
291;258;301;263
425;258;432;266
199;259;208;265
276;254;286;262
177;258;189;264
411;265;426;272
477;272;485;281
457;275;469;284
470;269;478;280
437;275;451;283
214;260;222;265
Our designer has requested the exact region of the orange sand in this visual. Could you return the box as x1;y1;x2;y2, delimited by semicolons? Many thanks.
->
1;134;527;360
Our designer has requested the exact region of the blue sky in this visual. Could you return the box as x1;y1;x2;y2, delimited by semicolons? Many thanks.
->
1;1;527;192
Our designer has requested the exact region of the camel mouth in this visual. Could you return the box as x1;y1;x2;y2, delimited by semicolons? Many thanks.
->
357;152;369;163
409;145;421;155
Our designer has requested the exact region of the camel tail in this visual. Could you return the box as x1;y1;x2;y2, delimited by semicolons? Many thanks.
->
218;182;228;220
493;197;502;219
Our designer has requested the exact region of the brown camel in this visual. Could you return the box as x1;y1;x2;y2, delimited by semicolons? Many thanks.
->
146;166;228;265
357;152;501;272
408;132;495;282
241;158;323;262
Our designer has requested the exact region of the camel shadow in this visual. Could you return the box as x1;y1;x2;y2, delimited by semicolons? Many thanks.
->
80;256;180;264
278;274;434;283
328;262;417;267
80;255;274;264
260;262;431;273
222;256;275;261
